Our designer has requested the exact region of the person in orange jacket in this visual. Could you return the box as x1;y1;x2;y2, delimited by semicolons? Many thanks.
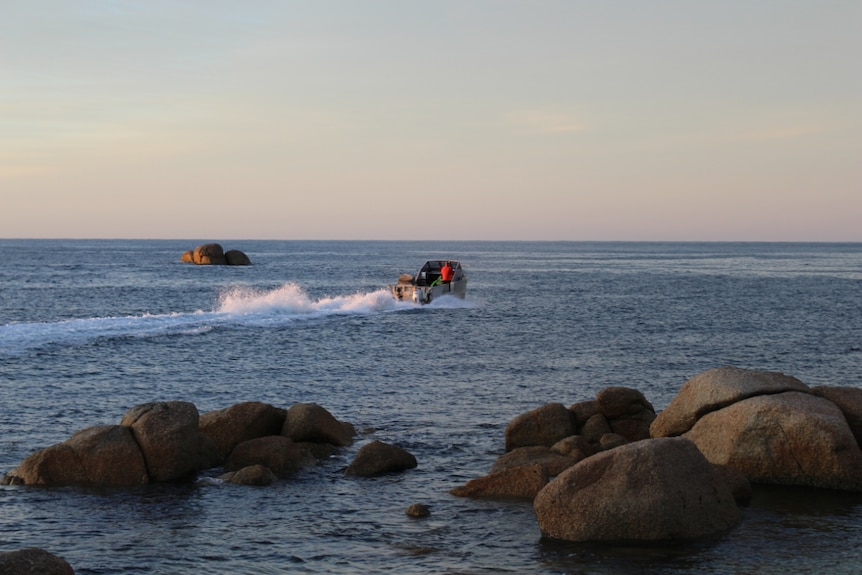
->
440;261;454;283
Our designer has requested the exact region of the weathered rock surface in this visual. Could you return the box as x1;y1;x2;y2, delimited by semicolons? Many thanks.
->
550;435;596;461
0;548;75;575
225;436;306;477
489;446;577;476
121;401;204;482
283;403;354;447
711;463;753;504
534;437;743;542
504;403;574;451
345;440;417;477
450;464;548;500
4;425;148;487
570;386;656;448
651;366;810;438
684;391;862;490
200;401;287;457
405;503;431;518
811;386;862;448
221;464;278;486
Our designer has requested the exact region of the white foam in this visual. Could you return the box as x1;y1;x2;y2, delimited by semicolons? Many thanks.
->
0;282;455;355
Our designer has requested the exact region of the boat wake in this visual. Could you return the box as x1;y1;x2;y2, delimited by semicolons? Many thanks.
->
0;282;471;356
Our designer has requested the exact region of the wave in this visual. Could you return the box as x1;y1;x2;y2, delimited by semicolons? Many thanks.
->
0;282;469;356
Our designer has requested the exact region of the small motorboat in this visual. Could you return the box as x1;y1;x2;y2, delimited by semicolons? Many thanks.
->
389;260;467;304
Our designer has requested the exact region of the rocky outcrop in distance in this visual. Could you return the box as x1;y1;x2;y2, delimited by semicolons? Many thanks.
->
181;243;250;265
452;366;862;543
1;401;415;489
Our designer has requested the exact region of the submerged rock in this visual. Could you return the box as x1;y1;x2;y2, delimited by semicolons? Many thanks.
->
450;464;549;501
406;503;431;518
221;464;278;486
345;440;417;477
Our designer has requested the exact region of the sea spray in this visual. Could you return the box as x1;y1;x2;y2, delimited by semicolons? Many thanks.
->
0;282;444;355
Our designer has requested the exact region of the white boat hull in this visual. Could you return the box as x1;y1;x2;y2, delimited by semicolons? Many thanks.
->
390;278;467;304
389;260;467;304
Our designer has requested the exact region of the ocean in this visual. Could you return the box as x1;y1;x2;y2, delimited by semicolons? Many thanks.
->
1;240;861;574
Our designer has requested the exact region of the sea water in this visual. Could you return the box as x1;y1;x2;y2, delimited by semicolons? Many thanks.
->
1;240;861;574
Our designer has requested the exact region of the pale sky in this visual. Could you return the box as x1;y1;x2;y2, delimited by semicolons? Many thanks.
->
1;1;860;241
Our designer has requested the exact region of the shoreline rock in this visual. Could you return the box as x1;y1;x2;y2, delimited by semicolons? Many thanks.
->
2;401;354;487
534;437;743;541
0;548;74;575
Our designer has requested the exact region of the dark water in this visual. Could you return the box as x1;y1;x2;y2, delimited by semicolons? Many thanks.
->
1;240;861;574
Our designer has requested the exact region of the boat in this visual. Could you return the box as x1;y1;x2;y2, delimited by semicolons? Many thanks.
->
389;260;467;304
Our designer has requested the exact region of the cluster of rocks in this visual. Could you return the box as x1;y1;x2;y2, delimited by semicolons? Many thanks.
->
2;401;419;574
451;366;862;543
180;243;250;265
450;386;659;500
2;401;417;488
8;364;862;562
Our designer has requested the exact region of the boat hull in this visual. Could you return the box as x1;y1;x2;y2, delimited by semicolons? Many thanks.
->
390;278;467;304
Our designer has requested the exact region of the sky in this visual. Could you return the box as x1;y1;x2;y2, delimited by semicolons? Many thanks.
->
1;1;860;241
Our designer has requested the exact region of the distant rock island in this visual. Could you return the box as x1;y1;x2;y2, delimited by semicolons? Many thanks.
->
181;243;250;265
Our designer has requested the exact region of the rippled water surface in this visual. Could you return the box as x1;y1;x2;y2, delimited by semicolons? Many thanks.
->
1;240;861;574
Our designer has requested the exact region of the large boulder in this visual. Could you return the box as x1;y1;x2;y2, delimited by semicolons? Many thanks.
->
224;436;306;477
504;403;574;451
345;441;417;477
282;403;353;447
224;250;251;266
121;401;204;482
192;243;227;265
449;464;548;501
533;437;742;542
651;366;810;438
684;391;862;491
4;425;148;487
0;548;75;575
200;402;287;458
